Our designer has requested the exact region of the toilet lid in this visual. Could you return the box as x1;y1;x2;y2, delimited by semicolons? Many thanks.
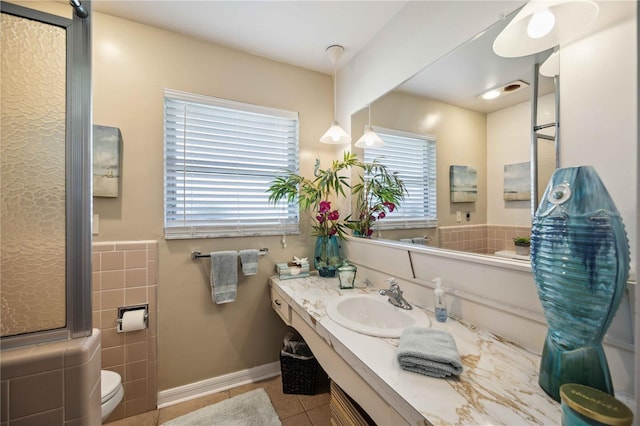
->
101;370;122;404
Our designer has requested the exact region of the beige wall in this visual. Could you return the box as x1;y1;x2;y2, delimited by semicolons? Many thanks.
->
90;12;336;391
352;90;487;246
487;93;556;226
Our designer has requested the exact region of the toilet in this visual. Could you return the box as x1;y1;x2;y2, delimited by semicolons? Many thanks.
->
101;370;124;421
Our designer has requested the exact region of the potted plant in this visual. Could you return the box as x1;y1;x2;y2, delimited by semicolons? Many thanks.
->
346;159;407;238
267;152;359;276
513;236;531;256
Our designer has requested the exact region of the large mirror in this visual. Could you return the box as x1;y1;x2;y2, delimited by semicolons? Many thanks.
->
351;9;556;259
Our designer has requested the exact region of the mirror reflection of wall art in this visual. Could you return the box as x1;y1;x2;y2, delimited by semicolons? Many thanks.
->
450;165;477;202
93;124;122;197
504;161;531;201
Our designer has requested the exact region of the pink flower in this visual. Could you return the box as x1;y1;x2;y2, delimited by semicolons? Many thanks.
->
328;210;339;221
384;202;395;212
319;201;331;213
366;229;374;236
329;228;337;236
316;214;325;223
378;211;386;220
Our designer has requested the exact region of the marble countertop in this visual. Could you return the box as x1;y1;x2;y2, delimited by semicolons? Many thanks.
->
270;274;562;425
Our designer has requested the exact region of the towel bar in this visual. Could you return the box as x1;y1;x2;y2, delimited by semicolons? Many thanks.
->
191;248;268;260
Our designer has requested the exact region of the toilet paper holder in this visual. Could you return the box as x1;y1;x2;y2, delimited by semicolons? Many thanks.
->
117;304;149;333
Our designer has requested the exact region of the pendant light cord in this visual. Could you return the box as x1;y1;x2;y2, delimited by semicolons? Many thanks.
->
333;60;337;122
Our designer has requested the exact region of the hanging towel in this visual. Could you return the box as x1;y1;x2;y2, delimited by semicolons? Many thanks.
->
397;326;463;378
210;251;238;304
239;249;259;276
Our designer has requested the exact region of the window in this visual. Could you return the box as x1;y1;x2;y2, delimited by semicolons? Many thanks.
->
364;127;437;229
164;89;300;239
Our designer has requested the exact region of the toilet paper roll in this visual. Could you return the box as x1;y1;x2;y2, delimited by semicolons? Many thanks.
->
119;309;146;332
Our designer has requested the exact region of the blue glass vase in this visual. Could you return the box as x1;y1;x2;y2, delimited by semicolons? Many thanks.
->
531;166;629;402
314;235;340;277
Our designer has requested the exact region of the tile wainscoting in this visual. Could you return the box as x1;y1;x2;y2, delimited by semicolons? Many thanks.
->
93;240;158;422
0;331;102;425
439;224;531;254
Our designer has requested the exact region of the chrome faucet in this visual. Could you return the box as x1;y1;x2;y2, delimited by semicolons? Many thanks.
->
379;278;412;310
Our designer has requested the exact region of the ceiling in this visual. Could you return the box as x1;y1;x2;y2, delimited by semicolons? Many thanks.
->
91;1;635;114
396;8;555;114
91;0;409;74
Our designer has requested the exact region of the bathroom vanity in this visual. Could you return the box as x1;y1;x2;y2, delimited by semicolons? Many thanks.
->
270;275;562;425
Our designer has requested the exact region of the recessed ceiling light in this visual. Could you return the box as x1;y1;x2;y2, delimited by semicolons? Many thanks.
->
481;90;501;100
479;80;530;101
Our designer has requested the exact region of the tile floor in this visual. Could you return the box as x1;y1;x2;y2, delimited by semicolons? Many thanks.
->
104;375;331;426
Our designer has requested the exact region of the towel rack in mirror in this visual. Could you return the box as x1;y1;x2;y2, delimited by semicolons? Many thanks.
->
191;248;269;260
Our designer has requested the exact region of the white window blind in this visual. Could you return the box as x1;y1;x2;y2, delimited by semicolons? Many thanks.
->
364;127;437;229
164;89;300;239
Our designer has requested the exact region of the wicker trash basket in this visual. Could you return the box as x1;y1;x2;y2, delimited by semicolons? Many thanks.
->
280;332;319;395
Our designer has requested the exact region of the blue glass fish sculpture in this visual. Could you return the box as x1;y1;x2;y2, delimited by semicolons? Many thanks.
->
531;166;629;402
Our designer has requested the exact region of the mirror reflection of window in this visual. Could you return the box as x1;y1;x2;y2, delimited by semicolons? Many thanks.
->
363;128;437;230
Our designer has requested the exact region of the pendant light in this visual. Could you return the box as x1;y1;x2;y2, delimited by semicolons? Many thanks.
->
355;105;384;148
493;0;598;58
320;45;351;144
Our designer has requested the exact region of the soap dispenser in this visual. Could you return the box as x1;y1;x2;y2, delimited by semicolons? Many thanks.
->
433;277;447;322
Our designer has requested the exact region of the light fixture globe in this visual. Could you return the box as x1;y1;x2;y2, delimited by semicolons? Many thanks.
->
354;104;384;148
320;121;351;145
354;126;384;148
493;0;599;58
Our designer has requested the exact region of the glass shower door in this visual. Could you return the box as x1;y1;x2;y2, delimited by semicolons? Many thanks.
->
1;11;68;337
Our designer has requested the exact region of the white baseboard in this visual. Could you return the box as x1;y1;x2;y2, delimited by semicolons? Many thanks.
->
157;361;281;408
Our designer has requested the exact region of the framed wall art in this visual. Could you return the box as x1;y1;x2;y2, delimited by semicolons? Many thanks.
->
450;165;477;203
93;124;122;197
504;161;531;201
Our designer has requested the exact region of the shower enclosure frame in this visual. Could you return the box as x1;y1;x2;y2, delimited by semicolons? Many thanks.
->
1;1;92;348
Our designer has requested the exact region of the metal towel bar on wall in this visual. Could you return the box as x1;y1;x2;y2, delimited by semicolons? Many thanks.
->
191;248;269;260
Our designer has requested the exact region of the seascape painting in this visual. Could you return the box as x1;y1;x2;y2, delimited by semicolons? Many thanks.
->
450;165;477;203
504;162;531;201
93;124;122;197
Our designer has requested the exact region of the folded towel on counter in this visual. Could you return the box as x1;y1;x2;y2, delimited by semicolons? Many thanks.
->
397;326;463;378
239;249;259;276
210;251;238;304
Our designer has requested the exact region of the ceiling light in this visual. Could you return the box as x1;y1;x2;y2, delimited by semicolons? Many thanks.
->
355;126;384;148
355;105;384;148
527;8;556;39
493;0;599;58
320;45;351;145
320;122;351;144
479;80;530;101
481;90;501;100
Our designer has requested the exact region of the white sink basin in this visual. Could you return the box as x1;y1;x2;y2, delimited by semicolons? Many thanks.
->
326;294;430;338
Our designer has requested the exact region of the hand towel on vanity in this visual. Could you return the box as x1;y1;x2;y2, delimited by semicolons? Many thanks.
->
397;326;463;378
239;249;259;275
210;251;238;304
